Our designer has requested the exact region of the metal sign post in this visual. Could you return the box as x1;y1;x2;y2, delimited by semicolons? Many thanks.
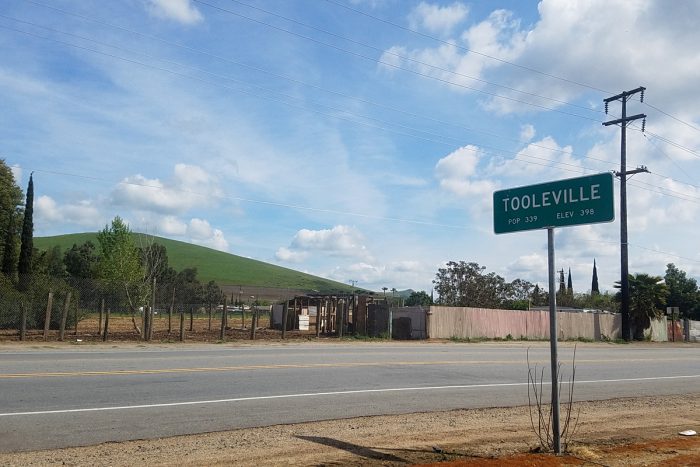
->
494;173;615;455
547;227;560;454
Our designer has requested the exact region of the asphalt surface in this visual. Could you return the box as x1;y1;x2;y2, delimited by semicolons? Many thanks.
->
1;341;699;452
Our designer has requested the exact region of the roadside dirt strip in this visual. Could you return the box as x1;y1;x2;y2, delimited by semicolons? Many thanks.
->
1;393;698;466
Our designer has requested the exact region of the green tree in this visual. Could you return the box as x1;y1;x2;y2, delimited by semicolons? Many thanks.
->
40;245;66;277
17;173;34;288
97;217;144;331
530;284;548;307
64;241;99;278
405;290;432;307
0;159;23;272
174;267;202;306
204;280;223;308
433;261;510;308
573;291;619;313
591;259;600;295
558;270;565;295
664;263;700;320
615;273;668;340
1;212;17;277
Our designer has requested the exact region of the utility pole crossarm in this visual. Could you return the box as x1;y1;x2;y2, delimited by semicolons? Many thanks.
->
603;113;646;126
615;166;649;178
603;86;646;103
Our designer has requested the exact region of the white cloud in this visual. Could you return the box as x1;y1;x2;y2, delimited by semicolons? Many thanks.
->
382;9;525;93
112;164;219;215
409;2;469;35
147;0;203;25
488;136;584;181
435;145;496;197
158;215;188;236
330;262;385;287
520;124;536;142
277;225;371;263
327;258;432;291
35;195;102;228
504;253;552;286
187;218;213;239
186;218;228;251
275;247;308;263
10;164;22;185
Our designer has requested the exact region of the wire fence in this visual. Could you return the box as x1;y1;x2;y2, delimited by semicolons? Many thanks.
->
0;273;311;342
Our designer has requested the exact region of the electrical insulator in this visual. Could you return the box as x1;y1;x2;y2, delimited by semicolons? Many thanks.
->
604;102;608;114
640;89;645;102
641;118;646;132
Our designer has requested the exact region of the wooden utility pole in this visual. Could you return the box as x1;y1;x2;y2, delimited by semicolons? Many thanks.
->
43;291;53;340
603;86;648;341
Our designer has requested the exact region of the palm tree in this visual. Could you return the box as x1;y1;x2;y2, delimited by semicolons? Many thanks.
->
615;273;668;340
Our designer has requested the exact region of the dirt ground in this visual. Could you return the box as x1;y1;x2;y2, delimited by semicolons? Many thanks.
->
0;390;698;466
2;314;319;343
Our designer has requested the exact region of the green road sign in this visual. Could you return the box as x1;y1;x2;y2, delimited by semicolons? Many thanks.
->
493;173;615;234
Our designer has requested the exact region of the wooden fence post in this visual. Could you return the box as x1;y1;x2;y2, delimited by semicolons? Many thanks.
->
59;292;71;341
219;298;227;341
189;307;194;332
141;305;146;340
150;277;156;341
208;305;212;331
179;312;185;342
99;298;104;336
74;297;79;335
102;308;112;342
19;303;27;341
250;310;257;340
44;291;53;341
281;301;288;339
144;306;151;342
103;308;110;342
315;298;321;337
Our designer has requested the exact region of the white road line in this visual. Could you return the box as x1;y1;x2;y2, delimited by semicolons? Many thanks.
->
1;374;698;417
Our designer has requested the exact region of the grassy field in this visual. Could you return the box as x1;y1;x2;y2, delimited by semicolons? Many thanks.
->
35;233;357;293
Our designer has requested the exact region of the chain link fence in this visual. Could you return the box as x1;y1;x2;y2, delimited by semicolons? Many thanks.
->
0;273;310;342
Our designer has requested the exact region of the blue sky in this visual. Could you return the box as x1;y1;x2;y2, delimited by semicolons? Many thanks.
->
1;0;699;293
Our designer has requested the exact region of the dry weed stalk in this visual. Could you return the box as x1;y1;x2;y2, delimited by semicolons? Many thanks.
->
527;345;580;452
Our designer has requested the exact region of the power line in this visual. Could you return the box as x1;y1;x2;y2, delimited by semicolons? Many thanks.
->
26;167;477;231
6;8;614;166
187;0;602;122
17;165;700;265
643;101;700;133
4;24;698;208
0;21;616;172
627;244;700;264
322;0;700;138
321;0;610;94
218;0;603;117
4;15;698;206
642;133;698;188
21;2;699;166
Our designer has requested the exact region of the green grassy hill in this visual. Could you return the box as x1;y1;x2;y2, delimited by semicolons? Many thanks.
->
34;233;356;294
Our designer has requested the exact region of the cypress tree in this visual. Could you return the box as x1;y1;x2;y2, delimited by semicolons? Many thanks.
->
1;212;16;277
558;270;565;295
567;267;573;295
591;259;600;295
17;173;33;285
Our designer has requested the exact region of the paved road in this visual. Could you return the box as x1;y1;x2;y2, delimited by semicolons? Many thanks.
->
1;342;699;452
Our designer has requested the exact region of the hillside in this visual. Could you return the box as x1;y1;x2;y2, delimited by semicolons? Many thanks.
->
34;233;357;294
